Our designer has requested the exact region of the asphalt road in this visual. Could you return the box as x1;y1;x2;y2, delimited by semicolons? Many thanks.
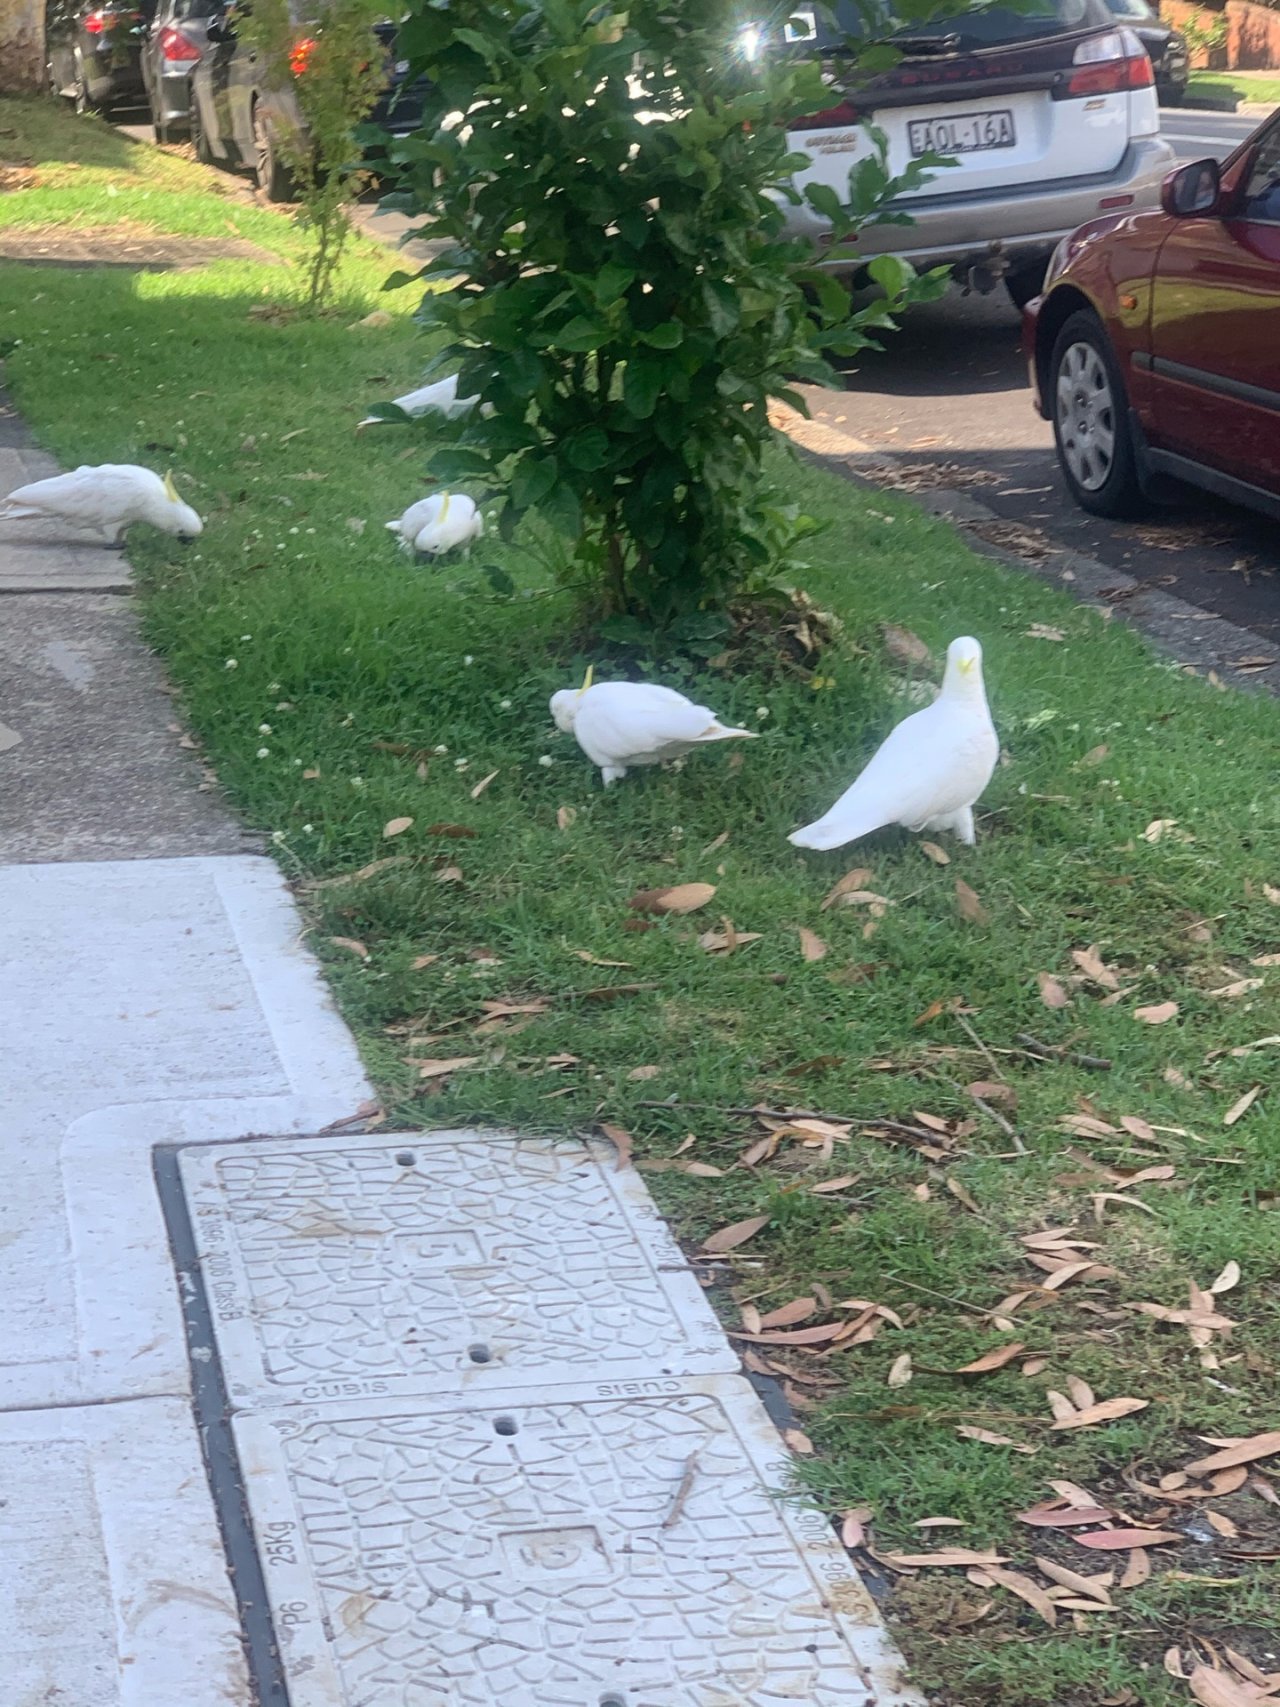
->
799;106;1279;644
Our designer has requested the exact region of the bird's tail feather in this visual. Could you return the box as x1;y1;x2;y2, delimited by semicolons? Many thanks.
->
0;501;39;520
697;723;757;743
788;807;885;851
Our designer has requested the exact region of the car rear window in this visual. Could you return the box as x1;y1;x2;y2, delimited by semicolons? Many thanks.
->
799;0;1118;54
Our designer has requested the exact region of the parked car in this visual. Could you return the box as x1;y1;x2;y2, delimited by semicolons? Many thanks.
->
140;0;217;141
1024;108;1280;520
1104;0;1189;104
187;4;428;201
771;0;1177;307
46;0;152;113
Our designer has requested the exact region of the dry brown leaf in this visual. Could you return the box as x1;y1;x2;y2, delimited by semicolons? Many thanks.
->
702;1214;770;1254
302;766;321;779
1021;1357;1049;1377
1164;1065;1194;1090
425;822;477;838
1026;623;1066;642
1042;1261;1099;1292
1092;1191;1157;1220
1051;1396;1149;1430
598;1122;634;1171
1034;1557;1113;1605
798;927;828;963
1265;884;1280;905
1188;1666;1262;1707
701;830;730;854
1081;744;1109;766
1066;1375;1097;1411
887;1353;914;1389
556;805;577;831
1038;972;1070;1009
1074;1528;1181;1551
915;1517;966;1529
1135;1001;1179;1025
946;1176;981;1215
820;867;874;910
383;815;416;842
1119;1114;1157;1142
626;1065;661;1081
1205;1509;1240;1539
412;1055;480;1080
809;1175;860;1196
629;882;717;915
410;953;439;971
1072;945;1120;991
1046;1389;1080;1422
841;1507;873;1548
1210;1260;1242;1295
1164;1647;1187;1680
573;950;632;967
757;1297;817;1329
1223;1649;1280;1692
881;623;932;668
957;1426;1036;1454
1209;977;1264;1000
435;864;463;884
983;1566;1058;1626
1184;1431;1280;1477
469;768;499;800
1119;1547;1150;1589
954;1342;1026;1376
1223;1085;1261;1127
1250;952;1280;967
329;936;370;959
881;1548;1008;1569
784;1427;815;1455
920;841;951;866
1018;1501;1113;1528
955;879;989;925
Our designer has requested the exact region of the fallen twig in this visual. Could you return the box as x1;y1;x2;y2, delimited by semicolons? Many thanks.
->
1017;1034;1112;1071
635;1099;961;1151
662;1451;701;1529
954;1012;1006;1081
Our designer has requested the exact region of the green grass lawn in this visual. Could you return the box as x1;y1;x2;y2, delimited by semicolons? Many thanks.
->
5;94;1280;1707
1186;70;1280;109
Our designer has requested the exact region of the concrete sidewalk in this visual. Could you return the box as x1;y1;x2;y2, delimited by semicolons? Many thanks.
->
0;394;915;1705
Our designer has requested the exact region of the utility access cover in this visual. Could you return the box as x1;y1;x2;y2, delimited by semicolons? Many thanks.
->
178;1130;737;1402
235;1380;901;1707
173;1130;921;1707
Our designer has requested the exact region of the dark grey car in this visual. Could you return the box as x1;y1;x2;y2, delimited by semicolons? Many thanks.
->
46;0;151;113
140;0;218;141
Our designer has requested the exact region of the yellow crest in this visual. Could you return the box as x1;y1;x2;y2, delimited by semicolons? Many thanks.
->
577;664;594;697
437;491;451;525
162;469;180;504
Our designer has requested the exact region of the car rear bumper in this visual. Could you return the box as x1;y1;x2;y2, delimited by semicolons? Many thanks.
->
154;65;195;124
789;136;1177;278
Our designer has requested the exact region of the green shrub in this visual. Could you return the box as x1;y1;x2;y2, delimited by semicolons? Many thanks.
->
239;0;387;310
381;0;954;626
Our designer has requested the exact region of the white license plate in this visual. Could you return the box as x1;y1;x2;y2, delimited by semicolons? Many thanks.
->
908;109;1016;156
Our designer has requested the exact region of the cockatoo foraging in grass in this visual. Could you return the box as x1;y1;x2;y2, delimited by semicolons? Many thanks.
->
789;636;998;850
357;373;482;429
385;492;483;556
0;464;202;547
551;670;757;786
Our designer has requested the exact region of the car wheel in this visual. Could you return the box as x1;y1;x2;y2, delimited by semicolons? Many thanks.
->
1050;310;1143;518
1004;262;1047;311
252;106;296;202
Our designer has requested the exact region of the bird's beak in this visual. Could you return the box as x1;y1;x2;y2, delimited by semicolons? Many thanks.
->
163;470;180;504
577;664;594;697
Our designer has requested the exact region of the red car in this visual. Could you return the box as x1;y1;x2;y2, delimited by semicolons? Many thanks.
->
1024;108;1280;520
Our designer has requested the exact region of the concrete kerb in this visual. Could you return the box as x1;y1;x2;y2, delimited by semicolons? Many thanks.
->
776;408;1279;696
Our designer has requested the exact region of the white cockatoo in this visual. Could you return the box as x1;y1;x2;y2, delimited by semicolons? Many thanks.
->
385;491;484;556
550;670;757;786
0;464;203;546
357;373;482;429
789;635;998;850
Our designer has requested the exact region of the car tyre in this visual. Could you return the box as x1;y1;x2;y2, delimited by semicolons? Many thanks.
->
190;87;214;164
1049;309;1144;518
252;105;296;203
1004;262;1047;311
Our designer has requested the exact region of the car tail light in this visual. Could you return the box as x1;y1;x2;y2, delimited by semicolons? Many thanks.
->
82;10;107;30
1063;28;1153;97
158;25;199;59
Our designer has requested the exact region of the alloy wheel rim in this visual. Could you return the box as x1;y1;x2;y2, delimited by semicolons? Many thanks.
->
1055;340;1116;493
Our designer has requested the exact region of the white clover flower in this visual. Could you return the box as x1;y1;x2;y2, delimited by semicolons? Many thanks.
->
240;633;252;641
351;775;365;788
499;698;512;710
257;747;270;759
463;654;474;666
268;681;281;691
258;723;273;735
433;744;448;756
756;706;770;720
454;758;470;771
224;658;238;670
538;755;553;768
302;823;313;833
271;830;286;844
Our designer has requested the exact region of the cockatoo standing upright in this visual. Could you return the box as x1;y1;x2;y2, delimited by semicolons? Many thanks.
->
385;492;484;556
0;464;203;546
789;636;998;849
550;672;757;786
